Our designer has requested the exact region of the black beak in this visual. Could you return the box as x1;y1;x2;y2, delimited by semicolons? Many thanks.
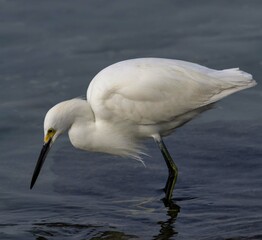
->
30;138;52;189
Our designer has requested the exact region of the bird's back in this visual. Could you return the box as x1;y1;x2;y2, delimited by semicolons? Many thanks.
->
87;58;256;136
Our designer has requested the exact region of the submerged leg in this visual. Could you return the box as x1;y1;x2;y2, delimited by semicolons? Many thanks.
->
155;136;178;201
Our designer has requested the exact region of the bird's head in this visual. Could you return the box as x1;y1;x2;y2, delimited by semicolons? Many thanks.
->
30;101;74;189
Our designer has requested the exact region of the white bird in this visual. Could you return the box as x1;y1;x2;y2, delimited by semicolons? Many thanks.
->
30;58;256;201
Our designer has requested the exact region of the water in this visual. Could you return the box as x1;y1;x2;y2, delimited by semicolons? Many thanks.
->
0;0;261;239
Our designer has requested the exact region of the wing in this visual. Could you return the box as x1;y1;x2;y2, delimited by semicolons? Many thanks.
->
87;58;254;124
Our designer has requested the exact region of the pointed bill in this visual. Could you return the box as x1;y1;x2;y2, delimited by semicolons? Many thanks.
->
30;138;52;189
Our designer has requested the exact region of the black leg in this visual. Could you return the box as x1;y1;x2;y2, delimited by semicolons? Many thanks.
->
155;137;178;201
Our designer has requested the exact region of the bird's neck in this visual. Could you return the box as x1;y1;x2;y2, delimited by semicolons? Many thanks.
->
67;100;142;159
57;98;94;130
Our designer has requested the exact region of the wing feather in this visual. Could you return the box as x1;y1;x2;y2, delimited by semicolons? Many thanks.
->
87;58;255;124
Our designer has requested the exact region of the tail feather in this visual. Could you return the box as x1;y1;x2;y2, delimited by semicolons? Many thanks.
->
207;68;257;103
211;68;256;88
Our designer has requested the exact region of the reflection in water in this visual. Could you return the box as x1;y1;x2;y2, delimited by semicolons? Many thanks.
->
30;201;180;240
154;200;180;240
31;222;138;239
90;231;138;240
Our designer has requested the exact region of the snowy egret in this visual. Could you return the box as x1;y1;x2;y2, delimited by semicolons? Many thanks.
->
30;58;256;201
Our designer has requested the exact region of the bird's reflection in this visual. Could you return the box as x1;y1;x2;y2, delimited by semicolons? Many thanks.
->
153;199;180;240
30;198;181;240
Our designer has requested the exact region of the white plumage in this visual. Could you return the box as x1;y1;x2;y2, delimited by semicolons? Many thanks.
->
47;58;256;158
83;58;254;155
30;58;256;193
88;58;254;124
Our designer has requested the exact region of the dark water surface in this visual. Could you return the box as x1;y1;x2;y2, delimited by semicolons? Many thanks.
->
1;1;261;239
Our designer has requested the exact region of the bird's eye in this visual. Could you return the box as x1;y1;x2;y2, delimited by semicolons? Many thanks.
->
47;128;54;134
